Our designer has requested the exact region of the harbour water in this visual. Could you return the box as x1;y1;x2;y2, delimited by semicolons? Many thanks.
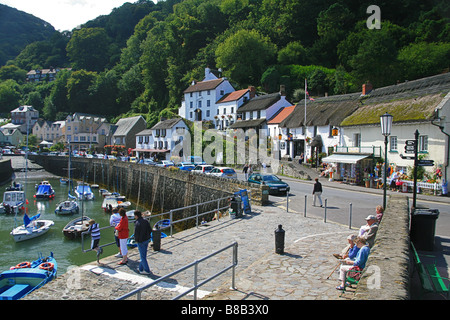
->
0;176;136;275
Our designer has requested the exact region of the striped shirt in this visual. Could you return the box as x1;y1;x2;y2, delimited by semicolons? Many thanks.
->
89;223;101;240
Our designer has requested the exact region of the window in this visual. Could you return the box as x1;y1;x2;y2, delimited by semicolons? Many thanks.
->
353;133;361;147
190;112;193;119
207;90;210;95
206;110;210;117
207;100;210;107
190;101;193;108
419;135;428;152
198;100;202;108
390;136;397;151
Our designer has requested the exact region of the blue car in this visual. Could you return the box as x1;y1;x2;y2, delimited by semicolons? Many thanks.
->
177;163;196;171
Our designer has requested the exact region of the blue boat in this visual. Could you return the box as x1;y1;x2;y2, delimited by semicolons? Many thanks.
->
75;184;94;200
34;183;55;200
0;253;57;300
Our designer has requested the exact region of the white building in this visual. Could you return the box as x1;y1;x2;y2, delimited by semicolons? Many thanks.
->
135;118;190;161
179;67;235;125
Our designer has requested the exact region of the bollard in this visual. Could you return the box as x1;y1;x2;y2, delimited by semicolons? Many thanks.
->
275;225;285;254
304;195;307;217
349;203;353;229
324;199;327;223
286;192;289;212
152;227;162;251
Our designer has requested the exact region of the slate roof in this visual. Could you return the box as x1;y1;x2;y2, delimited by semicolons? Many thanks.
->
238;93;281;112
151;118;185;130
113;116;145;137
183;79;225;94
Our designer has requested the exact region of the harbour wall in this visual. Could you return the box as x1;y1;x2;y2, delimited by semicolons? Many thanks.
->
354;194;410;300
28;155;268;225
0;159;13;184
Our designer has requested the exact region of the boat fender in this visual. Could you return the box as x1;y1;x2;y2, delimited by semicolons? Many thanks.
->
14;261;32;269
39;262;54;271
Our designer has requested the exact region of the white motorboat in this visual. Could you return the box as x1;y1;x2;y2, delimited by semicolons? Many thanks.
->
10;214;54;242
0;191;26;214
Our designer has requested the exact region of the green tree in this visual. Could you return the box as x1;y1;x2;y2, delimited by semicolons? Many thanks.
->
398;42;450;80
66;69;98;113
0;79;21;113
0;65;27;83
216;29;277;86
66;28;111;72
277;41;308;65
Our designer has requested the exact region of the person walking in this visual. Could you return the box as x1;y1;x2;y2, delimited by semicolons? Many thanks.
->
115;208;129;265
312;178;323;207
243;163;249;181
133;210;152;275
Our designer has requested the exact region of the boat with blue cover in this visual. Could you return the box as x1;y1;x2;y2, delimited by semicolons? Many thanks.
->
0;252;57;300
75;183;94;200
34;182;55;200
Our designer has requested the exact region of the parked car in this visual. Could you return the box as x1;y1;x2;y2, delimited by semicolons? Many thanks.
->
248;173;290;195
208;167;237;179
107;155;117;160
177;163;196;171
143;159;156;165
192;164;214;174
156;160;174;167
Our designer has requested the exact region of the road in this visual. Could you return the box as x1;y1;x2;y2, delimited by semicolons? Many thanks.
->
237;172;450;239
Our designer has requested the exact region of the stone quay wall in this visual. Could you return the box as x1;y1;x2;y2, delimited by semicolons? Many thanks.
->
29;155;268;225
354;194;411;300
0;159;13;184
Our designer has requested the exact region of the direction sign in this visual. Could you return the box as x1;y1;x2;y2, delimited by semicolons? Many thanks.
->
405;140;416;146
418;160;434;166
404;145;416;151
400;154;415;160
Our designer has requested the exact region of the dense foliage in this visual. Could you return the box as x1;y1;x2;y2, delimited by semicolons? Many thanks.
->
0;0;449;128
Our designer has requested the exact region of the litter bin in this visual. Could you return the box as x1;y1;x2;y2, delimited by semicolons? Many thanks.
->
410;208;439;251
230;196;242;218
152;228;162;251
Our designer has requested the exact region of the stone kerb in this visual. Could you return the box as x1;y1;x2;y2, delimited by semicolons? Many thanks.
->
353;194;410;300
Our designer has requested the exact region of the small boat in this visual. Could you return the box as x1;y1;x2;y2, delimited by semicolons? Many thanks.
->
5;181;23;191
62;216;91;239
60;178;69;184
102;195;131;212
0;252;57;300
55;198;79;215
34;183;55;200
0;191;25;214
127;232;167;247
75;184;94;200
154;219;171;230
90;184;99;189
10;213;54;242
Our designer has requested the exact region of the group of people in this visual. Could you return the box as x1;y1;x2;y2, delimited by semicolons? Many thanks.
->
333;205;383;291
87;207;153;275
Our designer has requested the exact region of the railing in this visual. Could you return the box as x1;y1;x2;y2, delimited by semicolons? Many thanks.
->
81;194;237;252
117;241;238;300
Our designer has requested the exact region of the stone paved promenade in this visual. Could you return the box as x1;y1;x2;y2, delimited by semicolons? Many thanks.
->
25;203;355;300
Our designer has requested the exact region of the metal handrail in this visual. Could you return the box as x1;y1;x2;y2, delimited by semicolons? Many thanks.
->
117;241;238;300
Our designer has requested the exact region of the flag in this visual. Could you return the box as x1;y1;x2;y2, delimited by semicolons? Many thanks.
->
305;80;315;101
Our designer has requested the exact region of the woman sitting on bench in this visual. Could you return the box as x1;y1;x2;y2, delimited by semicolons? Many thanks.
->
336;237;370;290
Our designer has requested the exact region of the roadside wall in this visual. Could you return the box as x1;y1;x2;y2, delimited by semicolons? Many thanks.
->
29;155;268;221
353;194;410;300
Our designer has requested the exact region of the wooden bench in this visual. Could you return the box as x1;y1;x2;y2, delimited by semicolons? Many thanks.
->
411;242;449;299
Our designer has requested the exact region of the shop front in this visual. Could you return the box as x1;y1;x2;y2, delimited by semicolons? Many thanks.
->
321;153;374;186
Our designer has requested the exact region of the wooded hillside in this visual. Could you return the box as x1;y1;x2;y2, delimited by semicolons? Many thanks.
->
0;0;449;128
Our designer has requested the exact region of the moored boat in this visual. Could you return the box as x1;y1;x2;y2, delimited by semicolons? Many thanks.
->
75;183;94;200
0;190;25;214
34;183;55;200
0;252;57;300
62;216;91;239
55;197;79;215
10;213;54;242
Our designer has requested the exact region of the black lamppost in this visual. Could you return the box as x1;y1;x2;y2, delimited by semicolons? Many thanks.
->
380;112;393;209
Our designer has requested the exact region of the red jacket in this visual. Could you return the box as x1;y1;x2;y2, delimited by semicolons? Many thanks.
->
115;215;129;239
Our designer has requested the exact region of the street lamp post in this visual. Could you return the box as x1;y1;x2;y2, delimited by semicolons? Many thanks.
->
380;112;393;209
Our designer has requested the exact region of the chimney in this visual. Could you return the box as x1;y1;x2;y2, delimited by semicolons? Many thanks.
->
280;85;286;96
248;86;256;99
362;81;373;96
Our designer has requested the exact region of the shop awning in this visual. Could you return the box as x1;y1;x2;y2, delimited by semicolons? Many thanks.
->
321;153;370;164
133;148;169;153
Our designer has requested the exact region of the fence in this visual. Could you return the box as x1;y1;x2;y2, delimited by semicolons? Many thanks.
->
117;241;238;300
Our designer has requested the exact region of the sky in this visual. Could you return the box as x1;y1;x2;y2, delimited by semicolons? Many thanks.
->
0;0;141;31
